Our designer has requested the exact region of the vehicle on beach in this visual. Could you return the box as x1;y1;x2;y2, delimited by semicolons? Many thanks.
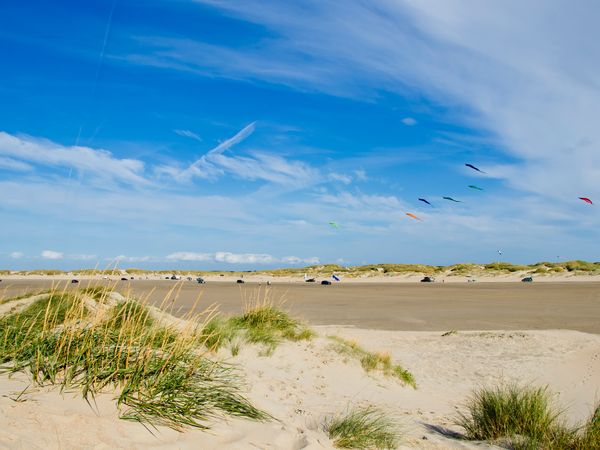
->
305;278;316;282
521;276;533;282
321;280;332;285
71;279;79;284
170;275;181;280
120;277;128;281
196;277;205;284
236;279;245;284
420;276;435;283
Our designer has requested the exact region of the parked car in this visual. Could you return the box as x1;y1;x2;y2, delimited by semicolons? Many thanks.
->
121;277;128;281
521;276;533;283
196;277;205;284
321;280;332;285
420;276;435;283
71;279;79;284
236;279;245;284
305;278;316;283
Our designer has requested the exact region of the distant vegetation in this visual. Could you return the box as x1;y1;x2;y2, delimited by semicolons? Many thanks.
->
3;260;600;277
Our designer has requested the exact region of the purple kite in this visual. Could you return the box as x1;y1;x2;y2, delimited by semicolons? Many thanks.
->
465;163;486;174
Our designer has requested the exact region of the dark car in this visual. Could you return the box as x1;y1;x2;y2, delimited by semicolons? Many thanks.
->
521;276;533;283
236;279;245;284
121;277;128;281
305;278;316;283
420;276;435;283
71;279;79;284
196;277;205;284
321;280;332;285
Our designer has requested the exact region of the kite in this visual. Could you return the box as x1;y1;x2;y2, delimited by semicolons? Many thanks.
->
406;213;422;221
497;250;503;256
468;185;484;191
465;163;486;174
332;274;341;282
328;221;340;229
579;197;593;205
443;196;462;203
418;198;433;206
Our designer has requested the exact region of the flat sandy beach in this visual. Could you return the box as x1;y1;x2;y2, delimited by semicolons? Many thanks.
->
2;278;599;333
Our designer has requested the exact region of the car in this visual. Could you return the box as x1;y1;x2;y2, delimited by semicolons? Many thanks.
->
71;279;79;284
420;276;435;283
521;276;533;283
305;278;316;283
170;275;181;280
321;280;332;285
236;279;245;284
196;277;205;284
121;277;128;281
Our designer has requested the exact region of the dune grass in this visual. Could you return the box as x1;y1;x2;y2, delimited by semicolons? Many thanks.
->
0;287;266;430
200;296;314;355
325;406;401;449
457;384;600;449
328;336;415;388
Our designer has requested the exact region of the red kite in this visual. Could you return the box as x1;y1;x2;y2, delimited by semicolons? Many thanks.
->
579;197;593;205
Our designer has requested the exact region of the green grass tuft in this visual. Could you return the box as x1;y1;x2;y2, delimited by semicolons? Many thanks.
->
325;406;401;449
328;336;415;388
457;384;600;449
200;302;314;355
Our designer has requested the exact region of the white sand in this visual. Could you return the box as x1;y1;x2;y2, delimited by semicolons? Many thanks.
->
1;325;598;449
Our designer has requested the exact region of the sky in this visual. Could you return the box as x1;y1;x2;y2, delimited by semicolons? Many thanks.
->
1;0;599;270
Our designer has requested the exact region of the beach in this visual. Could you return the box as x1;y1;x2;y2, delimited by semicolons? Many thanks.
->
2;278;599;333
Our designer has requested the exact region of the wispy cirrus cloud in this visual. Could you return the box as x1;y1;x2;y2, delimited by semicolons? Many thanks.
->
174;129;202;142
127;1;600;204
0;132;148;186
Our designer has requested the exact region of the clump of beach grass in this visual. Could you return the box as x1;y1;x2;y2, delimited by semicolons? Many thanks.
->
200;293;314;355
324;406;401;449
457;384;600;449
0;286;266;430
328;336;415;388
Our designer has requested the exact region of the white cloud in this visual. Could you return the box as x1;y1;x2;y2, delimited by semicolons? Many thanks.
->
0;132;148;186
114;255;152;263
174;129;202;142
0;156;33;172
214;252;275;264
166;251;318;265
281;256;320;265
401;117;417;126
166;252;212;261
9;251;24;259
166;123;321;186
328;172;353;184
69;254;98;260
41;250;63;260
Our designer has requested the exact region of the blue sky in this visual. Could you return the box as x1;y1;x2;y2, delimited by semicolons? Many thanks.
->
1;0;599;270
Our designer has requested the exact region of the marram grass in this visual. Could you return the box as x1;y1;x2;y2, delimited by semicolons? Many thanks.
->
0;287;266;430
457;384;600;449
200;295;314;355
328;336;415;388
325;406;401;449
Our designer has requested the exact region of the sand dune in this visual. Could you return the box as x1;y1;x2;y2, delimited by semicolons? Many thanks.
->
1;310;598;449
